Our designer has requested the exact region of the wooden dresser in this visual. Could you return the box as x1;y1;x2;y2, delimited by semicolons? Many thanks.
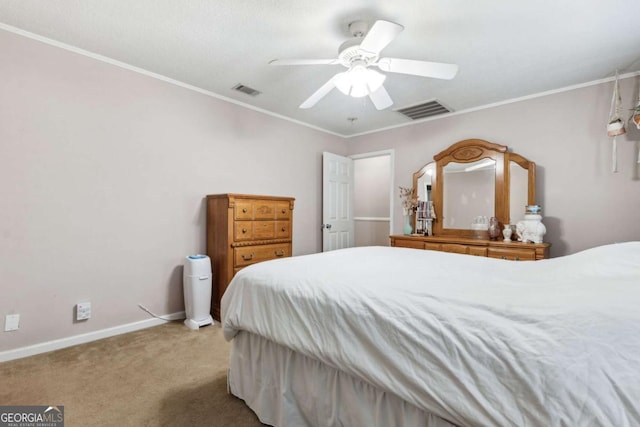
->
390;235;550;260
206;194;295;320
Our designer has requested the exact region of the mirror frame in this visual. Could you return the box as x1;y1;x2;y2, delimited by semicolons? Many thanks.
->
434;139;506;237
506;152;537;219
412;162;436;201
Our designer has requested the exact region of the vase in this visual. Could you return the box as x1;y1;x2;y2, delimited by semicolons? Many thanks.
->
403;214;413;235
517;214;546;243
488;217;500;241
502;225;513;242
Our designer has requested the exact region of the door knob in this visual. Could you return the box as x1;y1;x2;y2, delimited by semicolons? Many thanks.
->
321;224;332;230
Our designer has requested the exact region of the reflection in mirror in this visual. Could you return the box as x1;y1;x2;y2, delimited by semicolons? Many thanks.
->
414;162;436;235
443;159;495;229
509;161;528;225
416;163;435;202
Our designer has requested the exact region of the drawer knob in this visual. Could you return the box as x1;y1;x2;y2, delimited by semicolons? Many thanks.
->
281;227;286;232
242;208;248;213
242;253;254;261
515;256;520;261
242;228;247;233
281;209;286;214
275;250;285;257
501;256;507;260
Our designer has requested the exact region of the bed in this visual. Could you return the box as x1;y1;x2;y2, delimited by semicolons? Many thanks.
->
221;243;640;426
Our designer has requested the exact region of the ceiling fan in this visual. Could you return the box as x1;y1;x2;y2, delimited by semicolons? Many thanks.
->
269;20;459;110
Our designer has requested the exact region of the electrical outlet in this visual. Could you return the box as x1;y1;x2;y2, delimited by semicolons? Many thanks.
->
4;314;20;331
76;302;91;320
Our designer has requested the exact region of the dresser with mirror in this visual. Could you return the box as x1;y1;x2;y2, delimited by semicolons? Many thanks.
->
390;139;550;260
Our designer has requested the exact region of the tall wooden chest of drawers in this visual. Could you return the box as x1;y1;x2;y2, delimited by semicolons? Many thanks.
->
206;194;295;320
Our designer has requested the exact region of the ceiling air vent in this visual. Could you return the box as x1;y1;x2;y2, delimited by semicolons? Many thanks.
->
396;100;451;120
232;84;261;97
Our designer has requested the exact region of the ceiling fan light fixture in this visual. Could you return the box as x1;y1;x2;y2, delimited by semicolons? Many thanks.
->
334;65;386;98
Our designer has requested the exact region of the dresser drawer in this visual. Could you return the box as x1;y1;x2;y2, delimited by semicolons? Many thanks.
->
275;201;291;220
487;247;536;261
468;246;488;257
426;243;485;256
234;221;276;241
234;243;290;267
275;221;291;239
252;221;276;239
234;200;254;220
235;220;290;241
394;239;425;249
234;199;277;220
441;243;469;254
234;222;254;240
253;200;276;220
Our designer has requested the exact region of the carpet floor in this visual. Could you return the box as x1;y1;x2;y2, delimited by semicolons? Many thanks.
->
0;321;266;426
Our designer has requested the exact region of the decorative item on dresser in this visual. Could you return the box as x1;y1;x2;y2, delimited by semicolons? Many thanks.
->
206;194;294;320
393;138;550;260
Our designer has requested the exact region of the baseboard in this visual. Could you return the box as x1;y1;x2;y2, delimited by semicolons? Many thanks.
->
0;311;186;363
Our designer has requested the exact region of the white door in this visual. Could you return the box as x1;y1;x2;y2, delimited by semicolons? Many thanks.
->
322;152;354;252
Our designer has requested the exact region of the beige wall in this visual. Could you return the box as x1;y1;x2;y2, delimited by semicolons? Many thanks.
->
0;30;345;352
346;76;640;256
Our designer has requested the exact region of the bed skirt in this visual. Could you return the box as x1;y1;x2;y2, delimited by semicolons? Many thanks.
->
227;331;457;427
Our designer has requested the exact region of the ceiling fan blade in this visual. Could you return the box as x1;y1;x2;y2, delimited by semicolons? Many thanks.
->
299;74;340;109
368;85;394;110
269;59;339;66
359;20;404;56
376;58;458;79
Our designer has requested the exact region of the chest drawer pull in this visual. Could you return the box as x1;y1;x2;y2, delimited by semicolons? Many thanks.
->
242;228;248;233
515;256;520;261
281;227;286;232
242;252;254;261
275;250;285;257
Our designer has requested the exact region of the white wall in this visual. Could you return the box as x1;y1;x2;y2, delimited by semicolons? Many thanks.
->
346;76;640;257
0;29;345;352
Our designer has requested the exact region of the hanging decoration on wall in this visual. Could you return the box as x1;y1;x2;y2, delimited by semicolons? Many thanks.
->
631;93;640;164
607;70;626;173
632;96;640;130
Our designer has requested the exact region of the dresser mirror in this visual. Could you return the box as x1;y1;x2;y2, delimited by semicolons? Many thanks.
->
442;159;496;229
412;139;536;239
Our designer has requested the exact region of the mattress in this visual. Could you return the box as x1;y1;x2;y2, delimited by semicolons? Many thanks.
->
222;243;640;426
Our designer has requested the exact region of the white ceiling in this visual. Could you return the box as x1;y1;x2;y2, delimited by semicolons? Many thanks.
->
2;1;640;137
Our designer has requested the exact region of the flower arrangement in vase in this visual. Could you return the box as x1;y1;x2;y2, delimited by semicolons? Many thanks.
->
399;186;418;235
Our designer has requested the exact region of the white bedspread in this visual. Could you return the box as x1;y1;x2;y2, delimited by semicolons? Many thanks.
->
222;243;640;426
